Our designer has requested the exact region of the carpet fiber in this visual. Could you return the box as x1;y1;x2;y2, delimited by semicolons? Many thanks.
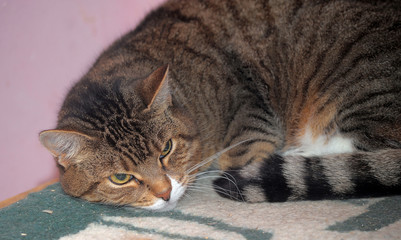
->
1;181;401;240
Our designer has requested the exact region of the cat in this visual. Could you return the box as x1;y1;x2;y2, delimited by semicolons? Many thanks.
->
39;0;401;211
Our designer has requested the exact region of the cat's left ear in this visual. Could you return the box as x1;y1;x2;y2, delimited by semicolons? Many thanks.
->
137;65;171;110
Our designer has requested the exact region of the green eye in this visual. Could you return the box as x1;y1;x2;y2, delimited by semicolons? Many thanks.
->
109;174;133;185
160;139;172;159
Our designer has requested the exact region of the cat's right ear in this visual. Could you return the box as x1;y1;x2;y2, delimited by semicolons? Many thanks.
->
39;130;92;168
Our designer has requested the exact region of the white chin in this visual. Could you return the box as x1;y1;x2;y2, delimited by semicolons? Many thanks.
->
141;175;186;212
142;199;178;212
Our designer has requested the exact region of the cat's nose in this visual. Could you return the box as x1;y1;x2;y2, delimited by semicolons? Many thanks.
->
154;187;172;201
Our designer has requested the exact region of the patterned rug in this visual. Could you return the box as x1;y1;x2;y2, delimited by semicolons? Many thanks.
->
1;179;401;240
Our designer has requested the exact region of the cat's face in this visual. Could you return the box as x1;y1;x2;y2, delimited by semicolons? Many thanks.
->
40;66;202;211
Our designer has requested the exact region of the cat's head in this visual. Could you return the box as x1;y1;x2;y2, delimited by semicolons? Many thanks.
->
40;65;201;211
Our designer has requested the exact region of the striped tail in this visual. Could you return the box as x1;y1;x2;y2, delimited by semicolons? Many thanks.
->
213;149;401;202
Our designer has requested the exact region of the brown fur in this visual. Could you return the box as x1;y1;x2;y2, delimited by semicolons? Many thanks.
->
40;0;401;208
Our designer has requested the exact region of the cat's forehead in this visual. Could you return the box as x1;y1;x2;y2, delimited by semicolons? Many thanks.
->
100;117;169;162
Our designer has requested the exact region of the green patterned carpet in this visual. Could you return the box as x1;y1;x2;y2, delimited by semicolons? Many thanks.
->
1;182;401;240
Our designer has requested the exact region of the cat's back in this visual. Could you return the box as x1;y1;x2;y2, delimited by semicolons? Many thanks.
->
61;0;401;137
269;0;401;141
90;0;401;87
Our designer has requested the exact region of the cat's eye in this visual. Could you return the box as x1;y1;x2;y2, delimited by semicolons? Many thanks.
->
159;139;173;160
109;173;134;185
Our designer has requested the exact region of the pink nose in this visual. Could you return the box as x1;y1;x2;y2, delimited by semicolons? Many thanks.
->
154;187;172;201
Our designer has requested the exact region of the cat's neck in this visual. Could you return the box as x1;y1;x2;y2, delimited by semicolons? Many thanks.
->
171;83;225;161
169;70;259;162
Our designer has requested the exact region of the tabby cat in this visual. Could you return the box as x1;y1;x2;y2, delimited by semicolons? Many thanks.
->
40;0;401;211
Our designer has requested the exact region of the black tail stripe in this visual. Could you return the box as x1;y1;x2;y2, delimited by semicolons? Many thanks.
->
349;155;401;198
260;155;292;202
303;157;334;200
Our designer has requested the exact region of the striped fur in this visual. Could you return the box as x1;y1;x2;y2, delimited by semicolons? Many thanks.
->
214;150;401;202
40;0;401;209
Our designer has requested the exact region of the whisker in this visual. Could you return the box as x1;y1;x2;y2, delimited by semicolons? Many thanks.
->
215;172;245;202
185;139;253;175
188;170;227;181
188;175;221;183
187;185;224;194
182;191;194;200
187;186;213;192
188;185;245;201
191;168;243;179
191;169;224;176
187;172;240;186
187;171;245;202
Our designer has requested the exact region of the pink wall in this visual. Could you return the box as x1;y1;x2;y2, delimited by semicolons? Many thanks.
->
0;0;166;201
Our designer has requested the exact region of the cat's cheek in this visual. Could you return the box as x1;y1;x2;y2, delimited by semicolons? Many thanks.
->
81;192;102;202
60;167;95;198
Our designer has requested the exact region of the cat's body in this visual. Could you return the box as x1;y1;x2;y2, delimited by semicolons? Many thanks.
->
40;0;401;210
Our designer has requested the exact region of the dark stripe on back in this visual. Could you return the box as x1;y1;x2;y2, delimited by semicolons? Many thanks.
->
316;34;401;114
247;113;274;126
228;147;250;158
225;125;274;148
338;88;401;118
228;139;277;157
316;20;379;95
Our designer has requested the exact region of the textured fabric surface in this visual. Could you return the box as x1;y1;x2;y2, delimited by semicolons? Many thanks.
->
1;182;401;240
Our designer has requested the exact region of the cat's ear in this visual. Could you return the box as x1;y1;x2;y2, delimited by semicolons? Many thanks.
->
138;65;171;110
39;130;92;168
